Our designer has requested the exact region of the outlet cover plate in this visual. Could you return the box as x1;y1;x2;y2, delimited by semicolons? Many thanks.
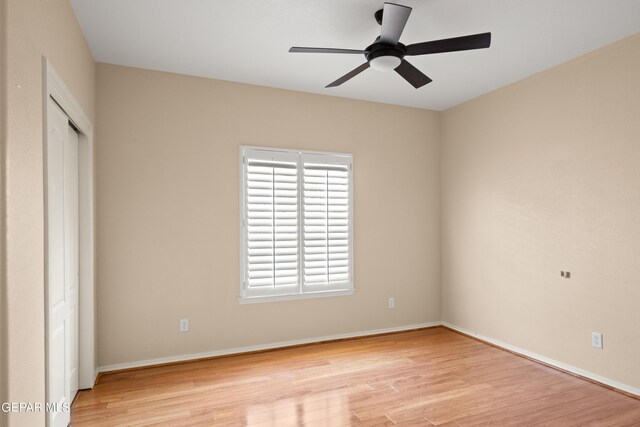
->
592;332;603;349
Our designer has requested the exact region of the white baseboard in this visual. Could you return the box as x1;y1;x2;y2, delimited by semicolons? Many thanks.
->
443;322;640;398
97;321;639;398
98;321;442;373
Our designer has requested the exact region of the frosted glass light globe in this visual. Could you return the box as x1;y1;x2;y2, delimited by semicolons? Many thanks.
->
369;55;401;71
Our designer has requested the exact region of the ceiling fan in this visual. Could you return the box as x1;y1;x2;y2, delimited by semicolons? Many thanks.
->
289;2;491;89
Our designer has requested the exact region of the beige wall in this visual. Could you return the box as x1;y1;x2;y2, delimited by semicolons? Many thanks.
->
3;0;95;425
441;34;640;389
95;63;441;367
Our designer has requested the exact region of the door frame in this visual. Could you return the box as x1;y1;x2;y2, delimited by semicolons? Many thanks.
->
43;58;96;398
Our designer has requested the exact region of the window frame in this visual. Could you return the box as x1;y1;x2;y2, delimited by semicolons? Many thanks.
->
239;146;354;303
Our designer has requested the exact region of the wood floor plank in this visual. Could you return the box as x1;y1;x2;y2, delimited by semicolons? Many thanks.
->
71;327;639;426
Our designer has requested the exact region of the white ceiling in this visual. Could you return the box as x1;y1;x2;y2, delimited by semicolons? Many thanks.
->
71;0;640;111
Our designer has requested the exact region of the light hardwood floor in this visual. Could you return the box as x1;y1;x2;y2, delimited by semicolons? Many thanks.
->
72;327;640;426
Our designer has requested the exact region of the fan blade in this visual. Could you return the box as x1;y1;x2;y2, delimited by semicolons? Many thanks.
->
379;3;412;46
326;63;370;88
289;47;365;54
395;60;432;89
406;32;491;56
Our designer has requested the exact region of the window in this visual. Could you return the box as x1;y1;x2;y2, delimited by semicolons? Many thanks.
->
240;146;353;302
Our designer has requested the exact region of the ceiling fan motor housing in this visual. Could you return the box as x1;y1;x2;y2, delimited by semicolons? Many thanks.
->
366;42;405;71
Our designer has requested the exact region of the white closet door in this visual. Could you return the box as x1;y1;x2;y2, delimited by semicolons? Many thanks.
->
47;98;79;427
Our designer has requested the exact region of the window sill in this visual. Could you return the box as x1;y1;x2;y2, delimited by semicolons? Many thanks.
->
238;289;355;304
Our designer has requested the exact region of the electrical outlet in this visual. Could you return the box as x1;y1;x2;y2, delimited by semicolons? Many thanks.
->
180;319;189;332
592;332;603;349
388;297;395;309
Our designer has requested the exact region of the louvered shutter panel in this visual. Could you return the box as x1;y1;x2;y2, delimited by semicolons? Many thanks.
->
244;150;300;297
302;156;351;290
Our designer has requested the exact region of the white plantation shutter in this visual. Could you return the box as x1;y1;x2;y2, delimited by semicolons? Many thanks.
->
302;155;351;291
243;149;300;297
241;147;352;300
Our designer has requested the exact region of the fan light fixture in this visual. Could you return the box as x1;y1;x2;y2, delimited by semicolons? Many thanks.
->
369;55;402;71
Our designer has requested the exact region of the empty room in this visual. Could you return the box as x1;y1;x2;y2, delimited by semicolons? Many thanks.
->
1;0;640;426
